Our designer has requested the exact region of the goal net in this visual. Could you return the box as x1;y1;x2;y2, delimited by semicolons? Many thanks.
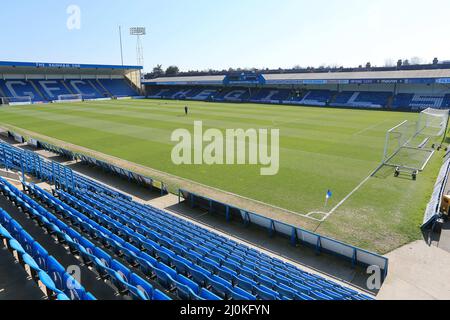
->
382;109;449;171
0;96;32;106
56;94;83;103
417;108;449;137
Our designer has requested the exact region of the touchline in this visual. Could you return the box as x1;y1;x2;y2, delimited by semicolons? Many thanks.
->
171;121;280;176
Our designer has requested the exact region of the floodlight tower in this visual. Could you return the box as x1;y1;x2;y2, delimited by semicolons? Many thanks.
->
130;27;146;67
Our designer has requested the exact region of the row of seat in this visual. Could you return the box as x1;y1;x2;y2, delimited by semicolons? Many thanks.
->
65;187;371;300
393;93;450;110
0;79;139;103
0;142;132;202
146;85;450;110
53;188;255;300
0;181;95;300
0;208;71;300
0;142;372;300
20;181;172;300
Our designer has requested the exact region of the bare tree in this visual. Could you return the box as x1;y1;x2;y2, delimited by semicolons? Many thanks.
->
384;59;395;67
410;57;424;65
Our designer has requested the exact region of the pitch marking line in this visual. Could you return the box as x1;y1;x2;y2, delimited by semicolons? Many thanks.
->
0;125;373;224
352;119;391;136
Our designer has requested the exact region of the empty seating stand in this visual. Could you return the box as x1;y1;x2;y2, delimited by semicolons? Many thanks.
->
0;142;373;301
99;79;139;97
0;78;139;103
0;205;81;300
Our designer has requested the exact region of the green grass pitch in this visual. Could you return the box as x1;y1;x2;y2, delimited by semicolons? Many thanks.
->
0;99;444;253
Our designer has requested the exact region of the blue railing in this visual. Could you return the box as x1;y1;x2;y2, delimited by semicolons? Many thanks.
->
178;189;389;280
35;140;168;196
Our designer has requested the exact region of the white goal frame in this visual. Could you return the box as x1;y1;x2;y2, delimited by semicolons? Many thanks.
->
381;108;449;172
0;96;32;106
417;108;450;138
55;94;83;103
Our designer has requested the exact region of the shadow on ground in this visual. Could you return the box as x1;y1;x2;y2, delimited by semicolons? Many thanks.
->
166;202;377;294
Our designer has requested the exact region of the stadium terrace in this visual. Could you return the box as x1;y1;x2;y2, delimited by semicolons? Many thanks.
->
143;67;450;111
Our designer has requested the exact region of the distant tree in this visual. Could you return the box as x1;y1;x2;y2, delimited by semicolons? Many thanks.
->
410;57;423;65
403;59;410;66
165;65;180;76
384;59;395;67
152;64;164;77
397;59;403;68
433;57;439;65
366;62;372;69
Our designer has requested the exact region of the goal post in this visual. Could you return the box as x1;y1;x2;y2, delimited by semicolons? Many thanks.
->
382;108;449;172
382;120;417;165
417;108;450;138
56;94;83;103
0;96;32;106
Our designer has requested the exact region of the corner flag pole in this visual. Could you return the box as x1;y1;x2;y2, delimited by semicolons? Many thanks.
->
324;190;332;209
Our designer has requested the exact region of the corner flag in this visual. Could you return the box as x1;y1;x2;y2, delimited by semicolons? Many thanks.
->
325;190;333;208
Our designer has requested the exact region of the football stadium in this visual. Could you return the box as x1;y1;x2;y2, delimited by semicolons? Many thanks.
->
1;1;450;306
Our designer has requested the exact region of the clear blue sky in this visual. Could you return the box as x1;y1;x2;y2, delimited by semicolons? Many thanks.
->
1;0;449;72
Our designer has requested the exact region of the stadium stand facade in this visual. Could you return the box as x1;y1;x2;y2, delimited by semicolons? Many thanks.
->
0;137;374;301
0;61;143;104
143;68;450;111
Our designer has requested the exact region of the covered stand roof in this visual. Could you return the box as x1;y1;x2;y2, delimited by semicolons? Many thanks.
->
0;61;143;76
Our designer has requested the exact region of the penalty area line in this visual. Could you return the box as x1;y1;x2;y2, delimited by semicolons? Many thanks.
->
309;163;384;227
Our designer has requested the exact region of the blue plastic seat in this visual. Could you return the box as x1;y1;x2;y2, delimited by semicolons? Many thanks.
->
258;274;277;289
8;239;26;262
230;286;257;300
57;293;71;300
152;289;172;300
177;274;199;293
175;281;196;300
198;257;219;273
310;291;333;300
223;260;240;272
189;265;211;287
323;289;345;300
46;256;66;288
154;268;176;291
234;274;257;293
217;266;237;282
199;288;222;300
295;292;316;301
172;257;191;276
291;282;313;295
22;253;42;280
39;271;61;299
254;285;279;300
128;273;153;300
276;283;297;300
207;275;232;300
0;225;13;241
